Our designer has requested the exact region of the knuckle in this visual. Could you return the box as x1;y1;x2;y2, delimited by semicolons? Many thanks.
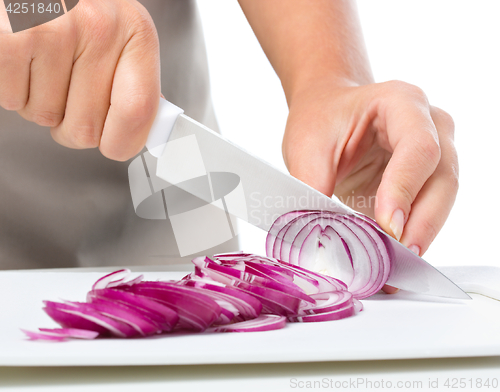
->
394;180;416;208
448;170;460;194
66;124;101;149
435;107;455;127
129;2;157;35
414;134;441;167
78;2;119;43
385;80;428;102
432;107;455;137
118;93;157;122
27;109;64;127
385;80;409;91
419;218;439;243
99;143;138;162
443;157;460;194
1;34;33;60
91;15;119;43
0;99;26;111
133;13;155;34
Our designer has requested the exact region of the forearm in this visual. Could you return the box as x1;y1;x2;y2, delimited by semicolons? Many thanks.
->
238;0;374;103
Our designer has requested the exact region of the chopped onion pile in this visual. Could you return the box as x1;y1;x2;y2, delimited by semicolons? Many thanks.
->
23;210;391;341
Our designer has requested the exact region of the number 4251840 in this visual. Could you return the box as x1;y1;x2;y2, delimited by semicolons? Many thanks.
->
5;3;62;14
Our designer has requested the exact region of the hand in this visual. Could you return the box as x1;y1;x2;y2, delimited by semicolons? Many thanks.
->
0;0;160;161
282;80;458;293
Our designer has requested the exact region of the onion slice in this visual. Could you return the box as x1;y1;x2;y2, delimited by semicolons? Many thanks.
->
288;304;355;323
124;282;221;332
297;291;353;316
210;315;287;333
88;289;179;332
22;328;99;341
43;301;137;338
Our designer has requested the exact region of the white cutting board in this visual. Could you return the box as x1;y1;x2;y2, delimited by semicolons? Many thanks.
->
1;267;499;366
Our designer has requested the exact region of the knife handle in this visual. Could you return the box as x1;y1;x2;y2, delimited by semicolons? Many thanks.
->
146;98;184;158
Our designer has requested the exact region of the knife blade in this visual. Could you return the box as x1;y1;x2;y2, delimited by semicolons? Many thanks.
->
144;99;470;299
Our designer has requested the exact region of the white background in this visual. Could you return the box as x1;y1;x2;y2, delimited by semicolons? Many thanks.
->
197;0;500;269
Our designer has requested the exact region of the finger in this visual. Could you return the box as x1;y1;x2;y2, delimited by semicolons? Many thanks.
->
382;284;399;294
98;7;160;161
0;0;13;34
399;107;458;255
374;86;442;241
50;39;122;149
0;34;31;110
17;26;73;127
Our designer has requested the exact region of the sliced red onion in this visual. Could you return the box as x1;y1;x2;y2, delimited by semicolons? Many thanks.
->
193;265;302;316
193;256;314;304
22;328;99;341
265;211;390;299
88;289;179;332
38;328;100;339
43;301;137;338
180;277;262;320
29;218;378;341
22;329;67;341
210;314;287;333
214;254;320;294
86;298;162;336
92;269;131;291
265;210;309;258
110;274;144;288
296;291;353;316
353;298;363;312
289;304;355;323
124;282;221;332
242;260;295;281
226;254;346;294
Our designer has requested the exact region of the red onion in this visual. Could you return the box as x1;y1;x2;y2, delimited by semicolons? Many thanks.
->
43;301;137;338
124;282;222;332
210;315;287;333
266;211;390;299
23;210;389;341
179;279;262;321
87;289;179;332
288;305;355;323
21;328;99;341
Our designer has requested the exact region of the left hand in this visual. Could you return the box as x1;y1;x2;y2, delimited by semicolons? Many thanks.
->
282;80;458;293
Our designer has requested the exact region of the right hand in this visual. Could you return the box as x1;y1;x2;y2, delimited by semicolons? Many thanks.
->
0;0;161;161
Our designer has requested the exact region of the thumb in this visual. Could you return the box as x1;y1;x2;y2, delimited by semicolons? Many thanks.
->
374;105;441;242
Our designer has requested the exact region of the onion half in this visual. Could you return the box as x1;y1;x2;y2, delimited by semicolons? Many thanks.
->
266;210;391;299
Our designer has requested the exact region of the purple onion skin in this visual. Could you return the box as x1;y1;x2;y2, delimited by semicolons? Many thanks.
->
29;240;368;341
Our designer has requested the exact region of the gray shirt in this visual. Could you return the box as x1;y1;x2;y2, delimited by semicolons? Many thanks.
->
0;0;238;270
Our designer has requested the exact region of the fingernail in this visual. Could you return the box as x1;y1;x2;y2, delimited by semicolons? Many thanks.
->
383;285;400;294
389;209;405;241
408;244;421;256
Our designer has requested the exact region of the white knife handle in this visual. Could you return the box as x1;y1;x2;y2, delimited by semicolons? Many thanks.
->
146;98;184;158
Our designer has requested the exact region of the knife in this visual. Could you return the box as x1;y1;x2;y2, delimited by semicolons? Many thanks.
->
133;98;470;300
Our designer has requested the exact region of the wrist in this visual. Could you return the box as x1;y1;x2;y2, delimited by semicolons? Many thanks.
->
283;73;369;109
